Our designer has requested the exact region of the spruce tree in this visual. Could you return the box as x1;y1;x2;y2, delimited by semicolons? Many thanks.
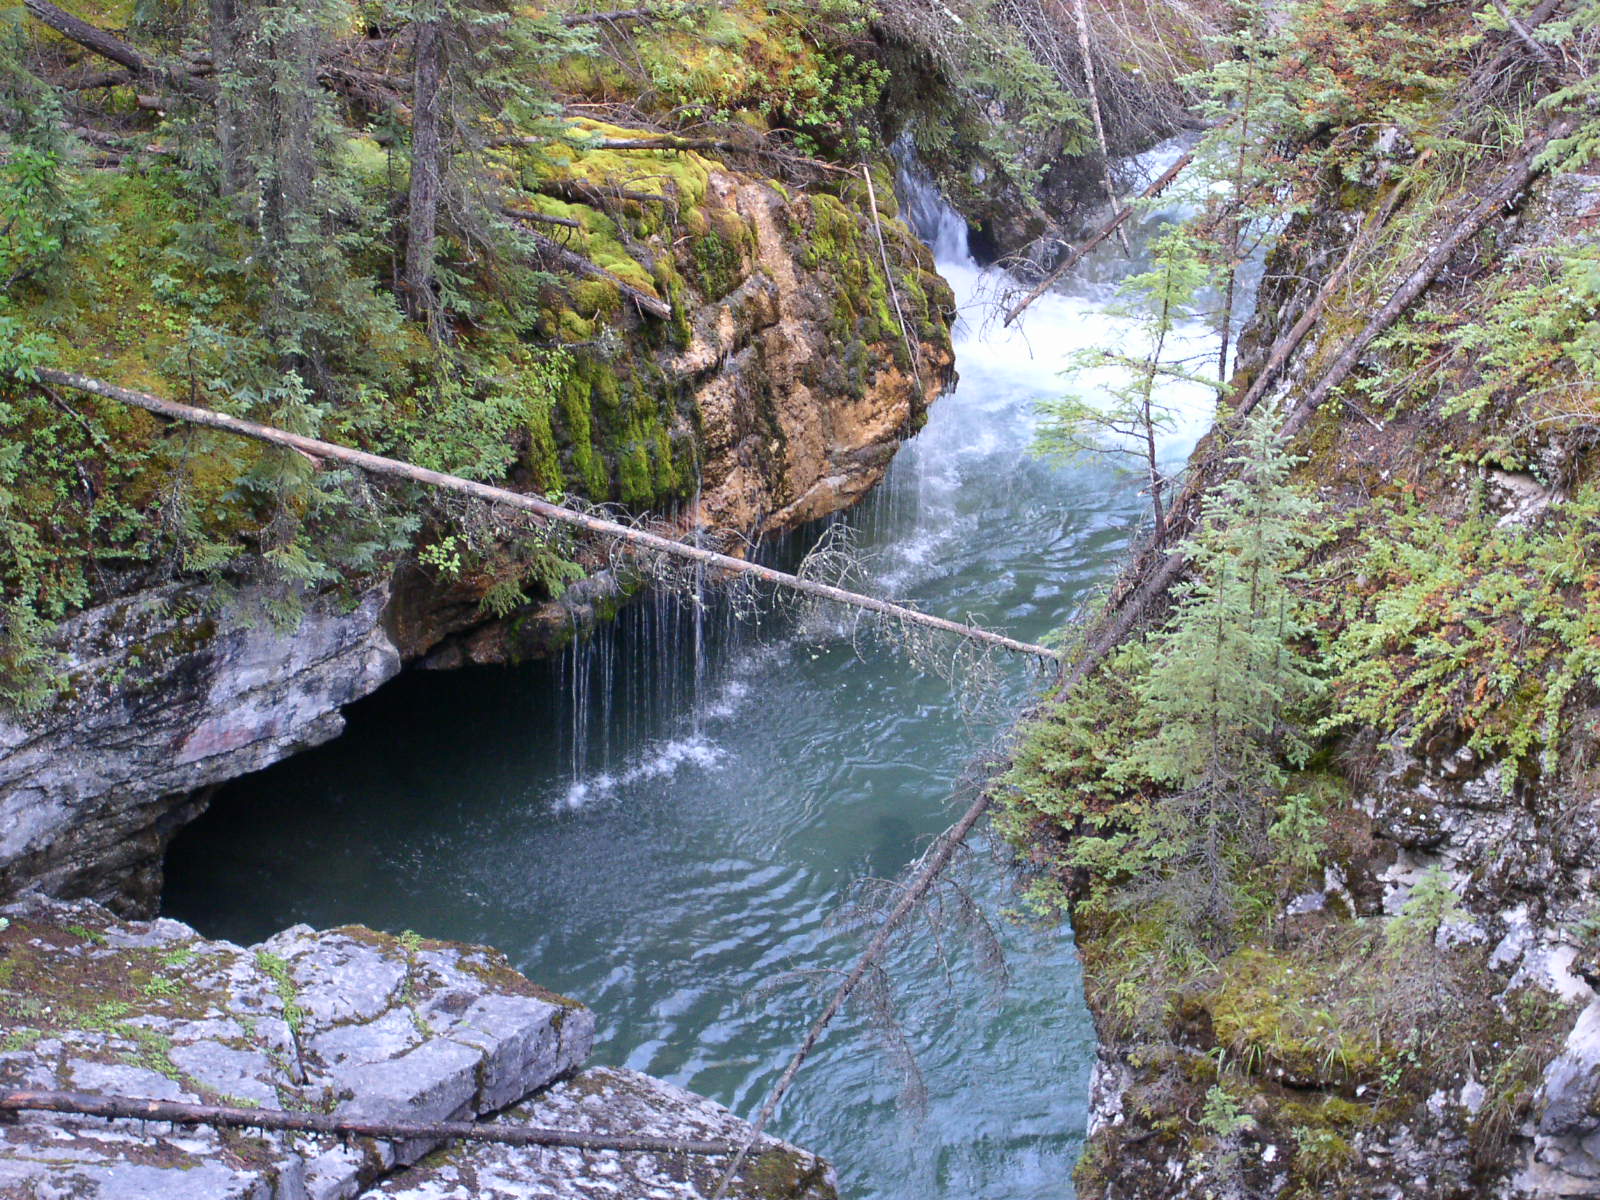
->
1035;223;1216;537
1117;406;1321;932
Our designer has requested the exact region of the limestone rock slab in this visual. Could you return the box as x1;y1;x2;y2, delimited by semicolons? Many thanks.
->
362;1066;838;1200
0;898;591;1200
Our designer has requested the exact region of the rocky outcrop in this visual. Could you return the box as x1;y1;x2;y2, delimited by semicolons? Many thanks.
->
0;896;835;1200
1051;139;1600;1199
397;162;956;669
0;586;399;917
0;160;956;910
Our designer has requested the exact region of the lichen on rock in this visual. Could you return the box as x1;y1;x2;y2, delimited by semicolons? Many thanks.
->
0;896;833;1200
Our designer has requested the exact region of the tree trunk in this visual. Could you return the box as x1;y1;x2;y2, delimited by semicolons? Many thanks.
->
210;0;244;197
1070;0;1129;254
405;0;446;334
1216;53;1254;385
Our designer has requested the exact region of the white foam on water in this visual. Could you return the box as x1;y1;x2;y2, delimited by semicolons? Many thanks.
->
561;734;728;809
869;140;1219;605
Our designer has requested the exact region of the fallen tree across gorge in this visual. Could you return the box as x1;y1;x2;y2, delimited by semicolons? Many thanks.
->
29;368;1063;662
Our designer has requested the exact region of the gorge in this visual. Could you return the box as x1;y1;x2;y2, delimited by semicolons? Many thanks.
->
3;0;1600;1197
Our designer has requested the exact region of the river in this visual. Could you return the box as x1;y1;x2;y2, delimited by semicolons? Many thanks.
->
163;149;1216;1199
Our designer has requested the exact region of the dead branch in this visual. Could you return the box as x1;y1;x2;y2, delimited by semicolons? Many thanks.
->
1002;145;1197;326
22;0;214;98
523;228;672;318
709;780;1002;1199
499;205;582;229
0;1088;742;1155
1488;0;1556;65
860;163;925;395
29;369;1063;661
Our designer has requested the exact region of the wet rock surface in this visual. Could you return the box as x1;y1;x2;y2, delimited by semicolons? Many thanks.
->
0;898;830;1200
0;587;399;917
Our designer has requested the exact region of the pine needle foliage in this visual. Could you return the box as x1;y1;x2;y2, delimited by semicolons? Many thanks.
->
1003;407;1323;946
1034;222;1217;536
1112;407;1322;933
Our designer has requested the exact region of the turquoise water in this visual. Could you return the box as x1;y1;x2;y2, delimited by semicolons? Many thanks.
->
163;151;1215;1199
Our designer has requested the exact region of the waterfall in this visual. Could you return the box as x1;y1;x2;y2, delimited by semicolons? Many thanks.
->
895;156;974;267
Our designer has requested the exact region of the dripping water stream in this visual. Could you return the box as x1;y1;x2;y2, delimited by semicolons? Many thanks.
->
164;142;1218;1199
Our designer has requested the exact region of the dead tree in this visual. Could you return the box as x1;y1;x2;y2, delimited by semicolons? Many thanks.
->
0;1089;743;1155
405;0;446;333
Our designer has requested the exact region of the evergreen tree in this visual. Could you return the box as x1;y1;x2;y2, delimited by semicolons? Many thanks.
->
1115;406;1321;933
1035;223;1216;537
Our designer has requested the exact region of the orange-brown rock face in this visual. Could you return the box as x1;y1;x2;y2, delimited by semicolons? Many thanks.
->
683;172;955;538
395;163;956;668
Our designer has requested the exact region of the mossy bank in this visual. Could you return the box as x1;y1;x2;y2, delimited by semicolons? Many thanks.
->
996;0;1600;1194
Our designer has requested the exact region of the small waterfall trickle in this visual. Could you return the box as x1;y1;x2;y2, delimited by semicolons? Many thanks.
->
689;477;707;739
894;146;974;267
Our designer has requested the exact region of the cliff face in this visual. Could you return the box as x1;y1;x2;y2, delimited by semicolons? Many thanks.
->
0;586;400;916
1001;110;1600;1200
0;161;953;915
394;160;954;668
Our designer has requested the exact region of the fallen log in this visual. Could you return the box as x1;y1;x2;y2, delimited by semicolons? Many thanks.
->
1001;147;1197;327
22;0;213;98
532;178;673;207
491;131;852;173
30;369;1062;661
1227;162;1417;428
524;229;672;319
1279;117;1571;442
499;205;582;229
0;1088;742;1155
560;5;656;22
559;2;734;23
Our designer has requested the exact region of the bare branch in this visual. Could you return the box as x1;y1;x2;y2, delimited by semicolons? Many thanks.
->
0;1088;742;1155
1002;144;1200;326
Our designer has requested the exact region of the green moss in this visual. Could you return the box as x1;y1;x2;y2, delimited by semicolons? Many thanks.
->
691;229;744;300
571;279;623;319
253;950;305;1036
1207;946;1382;1087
